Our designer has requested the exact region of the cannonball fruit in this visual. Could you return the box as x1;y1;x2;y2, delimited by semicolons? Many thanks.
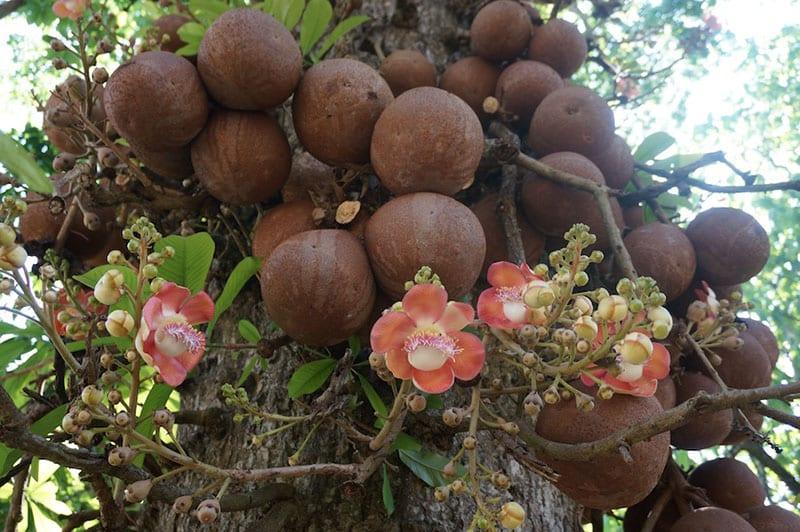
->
371;87;484;196
470;0;533;62
471;192;545;272
494;60;563;126
131;142;193;180
379;50;437;96
744;505;800;531
528;19;587;78
670;507;756;532
191;110;291;205
654;375;677;410
529;86;615;158
293;58;393;166
688;458;765;513
623;223;696;302
439;57;502;119
364;192;486;299
740;318;779;368
589;134;635;189
713;330;772;390
261;230;375;346
623;205;645;230
198;8;301;110
43;76;105;154
152;14;190;54
686;208;770;286
520;151;623;249
104;51;207;151
534;383;670;509
671;372;733;450
251;200;317;262
281;152;337;203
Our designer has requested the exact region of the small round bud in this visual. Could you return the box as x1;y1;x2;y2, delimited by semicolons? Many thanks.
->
142;264;158;279
616;278;634;295
52;57;67;69
543;387;559;404
573;295;593;316
491;472;511;490
434;486;450;502
105;310;134;337
574;271;589;287
153;408;174;429
721;335;743;350
560;388;573;400
91;67;109;84
533;263;549;277
107;250;125;265
196;499;220;524
450;479;467;494
499;501;526;529
573;316;598;341
405;393;427;413
368;352;385;369
462;435;477;450
53;152;77;171
76;429;94;447
125;349;138;363
61;413;79;434
442;408;462;427
482;96;500;114
443;462;457;478
76;409;92;425
108;446;135;466
521;352;537;367
42;290;58;304
81;385;103;406
114;411;130;427
597;295;628;322
173;495;193;513
0;279;13;294
101;370;119;385
100;352;114;369
108;389;122;404
50;39;66;52
124;480;153;503
629;298;644;313
523;280;555;309
0;244;27;270
502;422;520;435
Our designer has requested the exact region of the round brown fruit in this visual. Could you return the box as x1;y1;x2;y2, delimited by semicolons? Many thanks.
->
364;192;486;299
439;56;501;119
251;200;317;262
379;49;437;96
261;230;375;346
623;204;645;230
495;60;563;126
198;8;301;110
527;18;587;78
686;207;770;286
671;372;733;450
654;375;676;410
744;505;800;531
740;318;778;368
191;110;291;205
104;51;208;150
131;142;193;180
688;458;766;513
529;86;615;157
43;76;105;155
589;134;634;189
713;330;772;390
152;14;190;54
623;223;696;302
371;87;483;196
471;192;545;273
671;507;756;532
293;58;393;166
622;488;680;532
722;410;763;445
470;0;533;62
520;151;623;249
281;152;337;203
534;382;670;509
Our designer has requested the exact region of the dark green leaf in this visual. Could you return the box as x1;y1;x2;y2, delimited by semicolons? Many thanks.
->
155;232;215;293
634;132;676;162
381;464;395;516
0;337;36;370
238;319;262;343
313;15;368;59
392;432;422;452
206;257;260;340
133;384;173;466
348;335;361;356
287;358;335;398
355;372;388;418
0;132;53;194
422;393;444;410
300;0;333;55
397;448;451;487
236;355;260;387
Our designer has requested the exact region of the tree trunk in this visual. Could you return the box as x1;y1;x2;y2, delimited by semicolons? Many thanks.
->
143;1;583;530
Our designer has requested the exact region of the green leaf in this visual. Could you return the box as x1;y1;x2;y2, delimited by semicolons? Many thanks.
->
1;404;67;476
348;335;361;355
74;264;138;291
155;232;215;293
188;0;229;24
422;393;444;410
206;257;260;340
236;355;260;387
0;132;53;194
397;448;452;487
176;42;200;56
65;336;130;353
133;384;173;466
176;21;206;56
300;0;333;55
313;15;368;59
355;372;388;418
238;319;262;343
634;132;676;162
392;432;422;452
0;337;36;370
287;358;335;398
381;464;395;516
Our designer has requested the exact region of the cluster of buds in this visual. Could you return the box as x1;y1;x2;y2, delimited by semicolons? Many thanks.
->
403;265;442;292
686;282;741;340
434;478;468;502
123;216;163;254
0;219;27;271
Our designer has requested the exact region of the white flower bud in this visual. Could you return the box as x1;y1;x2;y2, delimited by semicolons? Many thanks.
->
0;245;27;270
81;385;103;407
573;295;593;316
105;310;134;337
499;501;525;529
0;223;15;247
573;316;598;341
619;332;653;364
523;280;555;309
124;480;153;503
94;269;125;305
597;295;628;322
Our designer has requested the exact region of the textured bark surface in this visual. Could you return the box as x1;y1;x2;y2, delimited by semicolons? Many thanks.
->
142;1;583;530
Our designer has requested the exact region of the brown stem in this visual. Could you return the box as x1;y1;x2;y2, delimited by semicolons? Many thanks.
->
88;474;126;531
743;441;800;495
54;199;80;254
3;466;28;532
60;510;101;532
641;487;672;532
591;186;637;279
498;164;526;264
754;404;800;430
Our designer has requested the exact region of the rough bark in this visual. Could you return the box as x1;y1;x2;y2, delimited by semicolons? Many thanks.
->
142;1;583;530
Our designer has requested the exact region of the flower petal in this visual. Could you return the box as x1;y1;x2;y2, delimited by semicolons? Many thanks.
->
487;262;526;288
412;364;455;394
371;312;416;354
179;291;215;325
152;352;190;387
643;343;670;380
450;331;485;381
477;288;518;330
436;302;474;332
402;284;447;325
142;297;163;330
154;282;191;315
385;348;413;380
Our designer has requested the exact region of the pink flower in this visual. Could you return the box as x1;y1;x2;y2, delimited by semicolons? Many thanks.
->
694;281;720;316
370;283;485;394
580;342;670;397
477;262;544;330
53;0;88;20
135;282;214;387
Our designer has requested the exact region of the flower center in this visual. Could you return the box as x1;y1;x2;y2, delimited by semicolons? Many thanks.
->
496;286;524;303
404;331;459;372
155;317;206;358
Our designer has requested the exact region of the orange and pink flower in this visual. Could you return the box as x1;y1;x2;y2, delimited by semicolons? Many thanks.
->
370;283;485;394
53;288;106;340
477;262;543;330
580;342;670;397
53;0;88;20
134;282;214;387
